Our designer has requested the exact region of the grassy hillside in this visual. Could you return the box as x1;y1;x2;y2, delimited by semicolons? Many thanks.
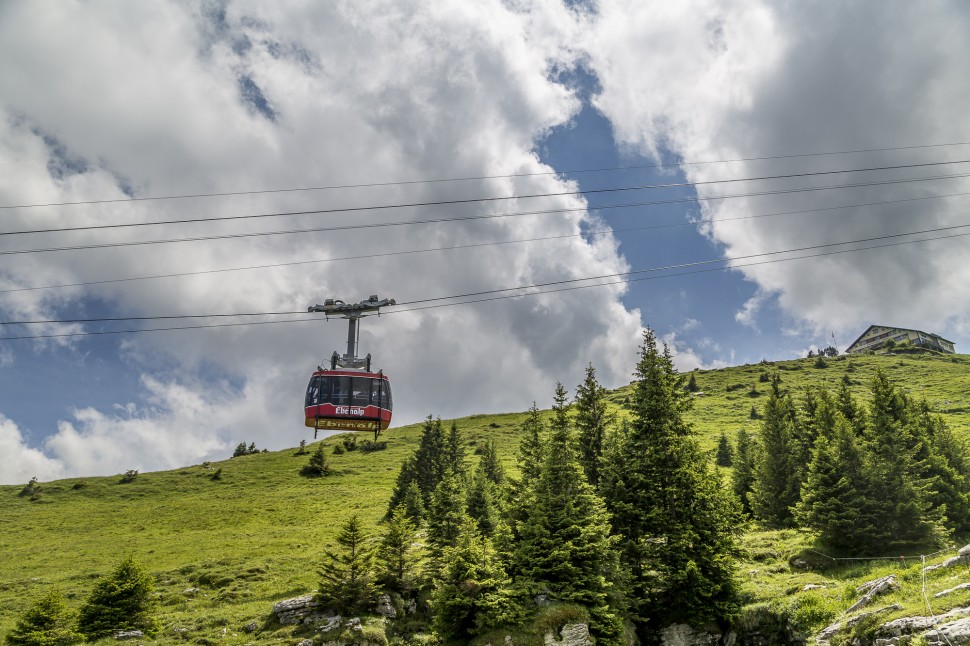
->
3;352;970;643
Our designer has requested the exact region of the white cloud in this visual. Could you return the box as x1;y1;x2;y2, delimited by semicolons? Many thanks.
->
585;0;970;342
0;0;643;477
0;414;64;484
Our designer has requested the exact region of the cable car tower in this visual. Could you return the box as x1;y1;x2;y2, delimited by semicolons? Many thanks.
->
303;295;395;440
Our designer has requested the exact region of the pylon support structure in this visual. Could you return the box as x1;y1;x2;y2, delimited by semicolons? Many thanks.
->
307;295;395;370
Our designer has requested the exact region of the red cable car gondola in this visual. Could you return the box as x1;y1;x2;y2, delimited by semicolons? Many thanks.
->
304;296;395;439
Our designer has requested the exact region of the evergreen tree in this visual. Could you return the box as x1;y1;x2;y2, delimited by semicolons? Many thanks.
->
477;438;505;485
600;329;742;637
431;521;517;643
77;555;160;640
864;371;942;545
795;416;879;554
467;469;500;537
7;590;82;646
445;421;466;475
749;375;800;528
318;515;378;614
910;400;970;532
574;364;613;487
400;480;426;524
426;469;469;576
731;428;756;515
516;403;546;488
715;431;733;467
415;416;448;506
377;508;418;593
386;456;421;520
300;444;332;477
513;385;625;643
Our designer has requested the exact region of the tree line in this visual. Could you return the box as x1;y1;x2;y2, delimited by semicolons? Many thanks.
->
730;370;970;554
318;330;742;644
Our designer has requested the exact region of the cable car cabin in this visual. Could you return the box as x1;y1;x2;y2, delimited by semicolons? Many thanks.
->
304;370;392;436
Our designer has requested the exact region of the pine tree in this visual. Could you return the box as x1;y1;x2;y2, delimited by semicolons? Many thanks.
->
477;438;505;485
318;515;378;614
749;375;800;528
574;364;613;487
795;416;879;554
7;590;82;646
426;469;469;576
431;521;517;643
77;555;160;640
600;329;742;636
467;469;500;537
516;403;546;488
513;384;625;643
715;431;733;467
377;508;418;593
445;421;466;475
864;371;942;545
731;428;756;515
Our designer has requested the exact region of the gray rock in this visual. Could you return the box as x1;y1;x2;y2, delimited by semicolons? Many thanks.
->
544;623;592;646
925;555;970;572
242;621;258;633
926;616;970;644
802;584;827;591
113;630;143;640
958;544;970;557
660;623;719;646
877;606;970;638
936;583;970;598
182;587;200;595
818;604;902;643
375;593;397;618
847;576;898;613
297;640;313;646
272;593;327;625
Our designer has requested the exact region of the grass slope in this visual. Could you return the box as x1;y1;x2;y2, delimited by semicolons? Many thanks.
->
3;352;970;643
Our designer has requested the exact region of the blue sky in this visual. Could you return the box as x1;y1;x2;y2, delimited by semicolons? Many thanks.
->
1;0;969;483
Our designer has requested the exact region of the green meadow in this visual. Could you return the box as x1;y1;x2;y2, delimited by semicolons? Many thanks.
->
3;351;970;643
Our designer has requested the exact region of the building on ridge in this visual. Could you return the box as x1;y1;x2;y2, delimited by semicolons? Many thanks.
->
845;325;956;355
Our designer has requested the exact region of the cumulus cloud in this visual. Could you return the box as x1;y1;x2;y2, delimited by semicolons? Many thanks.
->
585;0;970;343
0;0;644;480
0;414;64;483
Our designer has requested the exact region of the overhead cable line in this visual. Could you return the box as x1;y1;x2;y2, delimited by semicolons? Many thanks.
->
4;141;969;210
3;170;970;257
4;189;968;295
2;228;967;341
3;158;970;237
3;220;969;328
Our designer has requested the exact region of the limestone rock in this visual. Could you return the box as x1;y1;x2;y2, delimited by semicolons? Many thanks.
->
958;544;970;557
818;604;902;643
183;587;200;596
272;593;330;625
544;623;592;646
847;575;898;613
936;583;970;598
113;630;143;640
926;616;970;644
876;606;970;638
375;593;396;618
297;640;313;646
925;554;970;572
802;584;826;591
242;621;258;633
660;623;719;646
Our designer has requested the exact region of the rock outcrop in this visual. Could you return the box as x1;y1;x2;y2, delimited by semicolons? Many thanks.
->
544;623;593;646
846;575;899;613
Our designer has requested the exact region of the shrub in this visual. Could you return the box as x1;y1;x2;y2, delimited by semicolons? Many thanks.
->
77;555;160;639
301;445;333;477
750;405;761;420
341;435;359;452
6;589;82;646
119;470;139;484
359;440;388;452
19;477;41;498
332;443;346;455
759;371;771;383
295;439;308;456
813;355;828;368
209;468;222;481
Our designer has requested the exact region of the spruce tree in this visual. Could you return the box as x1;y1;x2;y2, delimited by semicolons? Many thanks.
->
513;384;624;643
749;375;800;528
467;469;500;537
516;403;546;488
431;521;517;643
715;431;733;467
864;371;942;545
910;400;970;532
445;421;466;475
377;508;418;593
426;469;469;576
574;364;613;487
731;428;756;515
386;456;421;520
77;555;160;640
7;590;82;646
477;438;505;485
600;329;742;636
795;416;879;554
318;515;378;614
